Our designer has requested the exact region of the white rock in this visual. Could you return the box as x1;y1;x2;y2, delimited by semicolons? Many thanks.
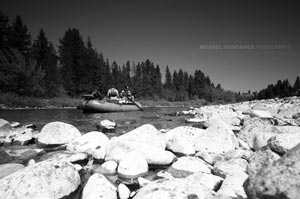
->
82;173;117;199
138;177;151;187
118;183;130;199
212;158;248;178
268;133;300;154
0;161;80;199
38;121;81;146
100;160;118;175
185;172;223;191
13;128;33;145
117;124;166;149
244;109;273;119
0;163;24;179
67;131;109;156
156;170;174;179
165;126;204;155
193;120;238;155
39;151;88;163
100;119;116;128
117;151;148;179
217;172;248;198
27;159;35;166
0;119;10;131
170;156;211;174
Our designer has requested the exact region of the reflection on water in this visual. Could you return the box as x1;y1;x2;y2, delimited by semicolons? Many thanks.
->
0;107;190;137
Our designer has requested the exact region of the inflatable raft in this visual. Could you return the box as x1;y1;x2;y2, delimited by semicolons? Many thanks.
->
80;98;143;113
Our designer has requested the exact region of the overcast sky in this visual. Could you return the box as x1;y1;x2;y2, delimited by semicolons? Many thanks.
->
1;0;299;92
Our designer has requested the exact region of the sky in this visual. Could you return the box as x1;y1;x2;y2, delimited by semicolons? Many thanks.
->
1;0;299;92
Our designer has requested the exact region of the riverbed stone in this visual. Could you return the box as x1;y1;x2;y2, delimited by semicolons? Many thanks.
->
237;117;281;150
212;158;248;178
244;143;300;199
165;126;204;155
39;150;88;163
118;183;130;199
193;120;238;155
94;160;118;175
37;121;81;147
0;119;10;131
133;177;216;199
117;151;148;179
167;156;211;178
268;133;300;154
246;147;280;176
82;173;117;199
12;127;33;145
244;109;273;119
185;172;223;191
67;131;109;156
0;161;80;199
276;105;300;119
0;163;24;179
224;149;253;161
195;151;224;165
117;124;166;150
216;172;248;199
105;140;175;165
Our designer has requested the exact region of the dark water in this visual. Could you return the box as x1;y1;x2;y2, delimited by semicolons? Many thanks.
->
0;107;191;136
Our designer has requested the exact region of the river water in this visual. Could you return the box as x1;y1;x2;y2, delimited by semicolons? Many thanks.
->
0;107;191;136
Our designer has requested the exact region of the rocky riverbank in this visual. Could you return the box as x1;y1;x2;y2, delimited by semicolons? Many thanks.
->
0;96;300;199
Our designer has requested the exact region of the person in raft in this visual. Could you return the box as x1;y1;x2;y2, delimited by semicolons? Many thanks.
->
91;89;102;99
107;87;119;100
120;86;134;101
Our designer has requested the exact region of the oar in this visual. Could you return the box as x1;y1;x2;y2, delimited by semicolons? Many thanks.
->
128;97;144;111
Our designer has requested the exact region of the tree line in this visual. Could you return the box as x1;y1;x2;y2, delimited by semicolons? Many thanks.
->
1;11;297;103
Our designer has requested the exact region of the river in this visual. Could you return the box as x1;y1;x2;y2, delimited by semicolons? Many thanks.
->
0;107;192;136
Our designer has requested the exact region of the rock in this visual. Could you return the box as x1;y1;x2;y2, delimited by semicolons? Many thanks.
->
4;147;44;164
0;150;12;164
0;161;80;199
67;131;109;156
39;150;88;163
10;122;21;128
277;105;300;119
95;160;118;175
193;120;239;155
12;128;33;145
224;149;253;161
268;133;300;155
244;109;273;119
138;177;151;187
99;119;117;128
38;121;81;147
27;159;35;166
0;163;24;179
237;118;281;150
133;177;216;199
247;147;280;176
117;124;166;150
82;173;117;199
156;170;174;179
0;119;10;131
165;126;204;155
244;143;300;199
185;172;223;191
117;151;148;179
167;156;211;178
217;172;248;198
275;126;300;134
212;158;248;178
96;120;117;133
105;140;175;165
195;151;224;165
118;183;130;199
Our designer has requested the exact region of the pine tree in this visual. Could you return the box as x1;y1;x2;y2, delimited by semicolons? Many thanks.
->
0;11;9;49
32;29;59;97
164;66;172;89
294;76;300;96
7;15;31;55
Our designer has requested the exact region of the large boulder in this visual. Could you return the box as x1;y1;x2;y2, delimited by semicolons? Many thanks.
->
217;172;248;198
117;124;166;150
244;143;300;199
105;140;175;165
246;147;280;176
0;161;80;199
268;133;300;154
37;121;81;147
212;158;248;178
276;105;300;119
237;118;281;150
0;119;11;131
67;131;109;156
165;126;204;155
184;172;223;191
82;173;117;199
117;151;148;179
167;156;211;178
39;150;88;163
133;177;216;199
193;120;238;155
0;163;24;179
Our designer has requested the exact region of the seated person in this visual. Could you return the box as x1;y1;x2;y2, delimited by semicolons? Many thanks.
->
91;89;102;99
107;87;119;100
